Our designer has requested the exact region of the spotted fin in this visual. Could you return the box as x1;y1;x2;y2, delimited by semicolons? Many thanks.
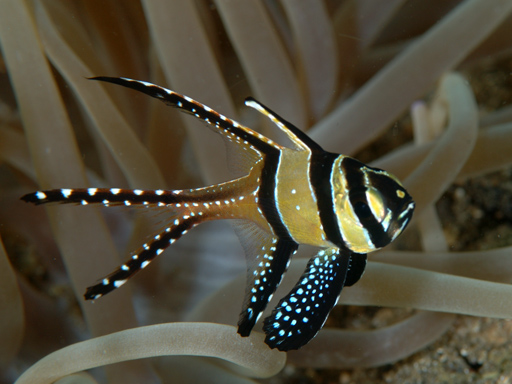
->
85;217;197;299
263;247;350;351
237;228;298;336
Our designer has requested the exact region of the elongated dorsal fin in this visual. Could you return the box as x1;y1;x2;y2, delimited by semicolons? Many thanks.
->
90;77;289;178
90;77;282;155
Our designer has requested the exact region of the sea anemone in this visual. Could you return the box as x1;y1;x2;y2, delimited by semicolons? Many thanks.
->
1;0;512;383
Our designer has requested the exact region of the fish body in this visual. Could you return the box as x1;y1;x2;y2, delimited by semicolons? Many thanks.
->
21;77;414;351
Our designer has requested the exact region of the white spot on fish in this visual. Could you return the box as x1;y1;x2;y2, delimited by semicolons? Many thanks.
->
114;280;127;288
36;191;47;200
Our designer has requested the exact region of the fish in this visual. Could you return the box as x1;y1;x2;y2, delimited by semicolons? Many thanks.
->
21;77;415;351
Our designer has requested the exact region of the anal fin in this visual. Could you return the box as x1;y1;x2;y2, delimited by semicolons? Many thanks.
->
233;221;298;336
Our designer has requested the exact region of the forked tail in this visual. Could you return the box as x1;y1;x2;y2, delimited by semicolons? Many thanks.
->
21;187;205;299
21;179;257;299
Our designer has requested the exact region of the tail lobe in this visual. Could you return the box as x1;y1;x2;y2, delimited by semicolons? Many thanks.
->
21;188;188;207
85;217;197;299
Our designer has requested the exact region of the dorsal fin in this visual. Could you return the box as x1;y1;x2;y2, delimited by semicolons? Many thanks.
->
89;77;282;158
245;97;324;152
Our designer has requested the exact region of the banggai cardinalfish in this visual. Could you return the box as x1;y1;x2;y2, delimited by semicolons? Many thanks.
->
22;77;415;351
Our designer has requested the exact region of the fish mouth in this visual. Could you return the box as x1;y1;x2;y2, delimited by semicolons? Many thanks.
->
390;201;415;242
399;201;416;221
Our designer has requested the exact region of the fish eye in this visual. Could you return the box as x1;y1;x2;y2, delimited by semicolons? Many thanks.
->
353;200;372;220
349;188;375;223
